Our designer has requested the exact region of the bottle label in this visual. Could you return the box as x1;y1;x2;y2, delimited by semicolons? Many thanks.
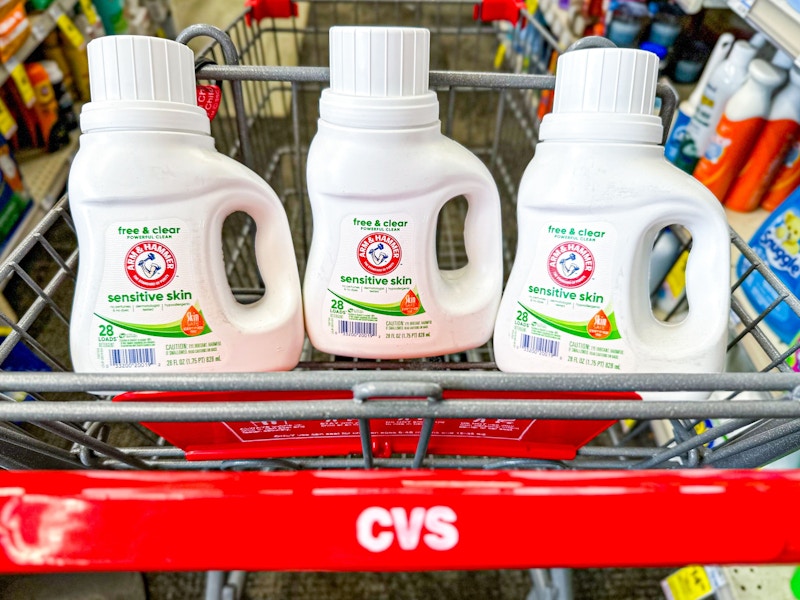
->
506;222;629;371
762;138;800;210
88;220;222;370
756;208;800;280
693;115;765;201
326;214;432;343
674;88;730;173
664;109;690;163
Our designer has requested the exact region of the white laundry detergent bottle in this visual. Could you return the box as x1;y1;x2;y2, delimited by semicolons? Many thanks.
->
303;26;503;359
69;36;304;373
493;46;730;382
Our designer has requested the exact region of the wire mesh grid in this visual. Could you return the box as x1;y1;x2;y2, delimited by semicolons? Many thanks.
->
0;1;799;478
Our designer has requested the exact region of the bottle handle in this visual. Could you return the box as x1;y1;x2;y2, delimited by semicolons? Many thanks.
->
207;185;304;338
435;172;504;312
632;202;730;354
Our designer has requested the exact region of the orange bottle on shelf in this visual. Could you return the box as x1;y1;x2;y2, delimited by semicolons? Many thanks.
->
725;67;800;212
25;62;68;152
762;136;800;211
693;59;783;202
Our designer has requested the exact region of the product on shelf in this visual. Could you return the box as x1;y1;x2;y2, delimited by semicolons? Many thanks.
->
648;7;682;49
93;0;127;35
41;30;74;92
1;73;39;150
25;61;69;152
762;139;800;210
605;1;650;48
303;26;503;359
0;135;24;193
0;1;29;63
69;36;304;374
61;17;92;101
0;136;30;254
40;59;78;133
694;58;784;202
670;39;710;84
725;66;800;212
673;39;756;173
493;45;730;386
737;185;800;344
664;33;734;163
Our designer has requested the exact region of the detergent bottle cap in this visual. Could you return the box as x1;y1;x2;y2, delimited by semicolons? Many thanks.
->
540;45;662;143
320;26;439;128
80;35;208;134
329;26;429;97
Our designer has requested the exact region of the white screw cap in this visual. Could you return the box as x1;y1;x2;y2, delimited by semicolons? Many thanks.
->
87;35;197;105
329;26;430;97
552;47;659;115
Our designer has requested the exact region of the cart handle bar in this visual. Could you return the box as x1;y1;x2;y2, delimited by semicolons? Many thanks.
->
0;469;797;572
194;64;678;144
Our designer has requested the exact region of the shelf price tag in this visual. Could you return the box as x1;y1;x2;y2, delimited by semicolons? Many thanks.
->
79;0;99;25
662;566;715;600
7;61;36;108
0;97;17;140
55;12;86;49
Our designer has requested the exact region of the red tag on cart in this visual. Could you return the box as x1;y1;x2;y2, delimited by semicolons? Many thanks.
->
114;389;641;462
196;85;221;121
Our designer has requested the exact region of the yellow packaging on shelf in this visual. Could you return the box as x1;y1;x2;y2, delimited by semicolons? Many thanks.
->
62;30;90;101
79;0;98;25
0;96;17;139
0;2;29;64
8;60;35;108
661;565;715;600
53;9;85;49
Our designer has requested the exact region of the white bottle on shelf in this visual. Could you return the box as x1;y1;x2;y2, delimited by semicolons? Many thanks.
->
303;26;503;359
664;33;734;163
674;40;756;173
493;47;730;381
69;36;304;374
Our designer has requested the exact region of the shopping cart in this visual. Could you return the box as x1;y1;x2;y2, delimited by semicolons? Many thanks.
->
2;1;800;598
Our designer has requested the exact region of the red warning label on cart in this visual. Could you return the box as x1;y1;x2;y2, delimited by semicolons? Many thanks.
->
223;418;536;443
113;389;637;462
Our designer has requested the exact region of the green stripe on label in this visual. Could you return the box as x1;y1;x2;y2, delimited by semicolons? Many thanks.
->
518;302;621;341
95;313;212;338
329;289;426;317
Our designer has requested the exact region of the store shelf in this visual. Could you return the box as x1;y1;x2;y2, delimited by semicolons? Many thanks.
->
0;128;79;268
16;128;79;210
0;0;79;87
728;0;800;64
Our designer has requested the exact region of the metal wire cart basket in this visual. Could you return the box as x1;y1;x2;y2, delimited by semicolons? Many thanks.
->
2;0;800;592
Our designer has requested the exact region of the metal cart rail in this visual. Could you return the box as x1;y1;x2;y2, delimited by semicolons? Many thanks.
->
1;0;800;592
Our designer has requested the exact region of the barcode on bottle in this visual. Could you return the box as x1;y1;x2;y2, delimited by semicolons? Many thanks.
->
336;320;377;337
518;333;559;357
107;348;156;367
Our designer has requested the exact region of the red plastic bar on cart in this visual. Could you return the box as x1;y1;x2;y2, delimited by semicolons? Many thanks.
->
244;0;298;24
113;389;638;461
0;469;798;572
473;0;526;24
